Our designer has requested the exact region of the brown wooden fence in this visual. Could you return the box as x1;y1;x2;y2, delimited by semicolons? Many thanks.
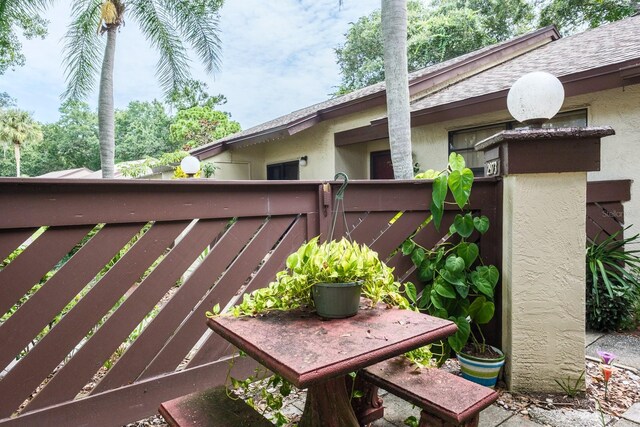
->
0;178;628;426
0;178;501;426
586;179;631;243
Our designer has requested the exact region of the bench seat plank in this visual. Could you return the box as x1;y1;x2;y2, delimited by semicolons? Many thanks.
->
362;357;498;425
159;386;273;427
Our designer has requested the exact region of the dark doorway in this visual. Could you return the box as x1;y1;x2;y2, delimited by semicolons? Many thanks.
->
267;161;299;180
370;150;394;179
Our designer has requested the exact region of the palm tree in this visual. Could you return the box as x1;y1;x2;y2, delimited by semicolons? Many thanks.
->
61;0;223;178
0;109;43;177
381;0;413;180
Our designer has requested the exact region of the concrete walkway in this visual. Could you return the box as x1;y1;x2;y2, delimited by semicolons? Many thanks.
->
369;331;640;427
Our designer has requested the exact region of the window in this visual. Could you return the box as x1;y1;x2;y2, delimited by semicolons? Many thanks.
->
449;109;587;175
450;124;506;176
267;161;299;180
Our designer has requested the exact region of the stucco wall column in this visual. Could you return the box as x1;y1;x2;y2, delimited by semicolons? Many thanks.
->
476;127;614;392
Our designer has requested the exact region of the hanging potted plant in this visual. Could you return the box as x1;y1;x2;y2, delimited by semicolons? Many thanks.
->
288;238;368;318
224;237;409;319
403;153;504;386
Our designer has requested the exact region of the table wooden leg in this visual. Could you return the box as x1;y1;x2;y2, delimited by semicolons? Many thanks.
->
298;376;360;427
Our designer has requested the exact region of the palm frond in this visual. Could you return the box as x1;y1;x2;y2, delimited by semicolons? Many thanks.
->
160;0;222;75
62;0;104;100
129;0;189;95
0;0;54;17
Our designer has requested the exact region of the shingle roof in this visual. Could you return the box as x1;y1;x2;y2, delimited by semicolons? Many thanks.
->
37;168;94;179
192;25;559;156
411;15;640;111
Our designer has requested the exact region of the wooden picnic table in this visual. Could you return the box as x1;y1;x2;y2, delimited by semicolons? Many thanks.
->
207;305;457;427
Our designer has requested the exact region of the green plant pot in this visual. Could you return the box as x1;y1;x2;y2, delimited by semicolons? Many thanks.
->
312;282;363;319
457;346;505;388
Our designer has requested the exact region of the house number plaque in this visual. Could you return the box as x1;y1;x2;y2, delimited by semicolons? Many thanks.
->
485;159;500;176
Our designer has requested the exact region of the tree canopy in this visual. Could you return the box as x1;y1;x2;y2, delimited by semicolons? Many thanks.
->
539;0;638;35
0;2;49;75
115;100;175;161
334;0;635;93
335;0;534;93
170;106;240;150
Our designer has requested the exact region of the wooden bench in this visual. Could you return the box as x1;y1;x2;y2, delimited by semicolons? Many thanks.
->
159;386;273;427
361;357;499;427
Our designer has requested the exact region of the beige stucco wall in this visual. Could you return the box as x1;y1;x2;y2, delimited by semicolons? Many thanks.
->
502;172;586;392
582;84;640;236
220;106;387;181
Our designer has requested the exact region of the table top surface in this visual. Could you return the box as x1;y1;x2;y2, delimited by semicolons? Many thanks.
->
207;306;457;388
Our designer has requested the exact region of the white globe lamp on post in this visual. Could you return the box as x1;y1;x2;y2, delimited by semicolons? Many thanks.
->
180;155;200;178
507;71;565;128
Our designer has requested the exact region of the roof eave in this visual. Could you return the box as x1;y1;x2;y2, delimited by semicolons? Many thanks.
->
204;26;562;152
335;58;640;146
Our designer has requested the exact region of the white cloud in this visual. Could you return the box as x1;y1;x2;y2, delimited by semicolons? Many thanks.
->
0;0;380;128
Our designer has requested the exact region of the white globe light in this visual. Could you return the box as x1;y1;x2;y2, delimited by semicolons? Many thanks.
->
180;155;200;175
507;71;565;126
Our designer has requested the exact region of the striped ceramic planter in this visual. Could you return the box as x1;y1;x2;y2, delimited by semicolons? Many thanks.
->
457;346;505;388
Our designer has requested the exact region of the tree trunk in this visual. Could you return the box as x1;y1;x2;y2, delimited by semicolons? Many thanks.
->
98;27;117;179
381;0;413;180
13;141;20;177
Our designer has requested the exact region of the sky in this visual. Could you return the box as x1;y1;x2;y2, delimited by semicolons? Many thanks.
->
0;0;380;128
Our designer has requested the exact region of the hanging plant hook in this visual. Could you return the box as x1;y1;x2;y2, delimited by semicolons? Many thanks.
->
329;172;351;241
334;172;349;200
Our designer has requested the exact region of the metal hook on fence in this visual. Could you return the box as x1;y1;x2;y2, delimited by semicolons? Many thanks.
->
334;172;349;200
329;172;351;241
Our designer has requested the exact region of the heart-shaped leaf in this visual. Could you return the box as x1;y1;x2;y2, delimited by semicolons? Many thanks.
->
448;316;471;353
453;281;470;298
457;242;479;268
449;152;466;172
411;247;425;267
470;271;494;298
453;213;474;238
469;296;495;324
440;269;466;287
476;265;500;289
445;255;465;273
448;168;474;209
431;175;448;229
404;282;417;304
430;290;445;310
434;281;456;299
473;216;490;234
418;286;431;309
417;259;435;282
401;239;415;256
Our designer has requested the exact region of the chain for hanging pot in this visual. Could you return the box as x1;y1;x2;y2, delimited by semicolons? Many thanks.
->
328;172;352;242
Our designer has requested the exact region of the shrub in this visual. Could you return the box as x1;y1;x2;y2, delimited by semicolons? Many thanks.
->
586;229;640;331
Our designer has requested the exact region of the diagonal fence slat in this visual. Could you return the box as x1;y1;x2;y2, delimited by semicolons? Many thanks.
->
587;203;622;238
0;225;94;316
367;211;429;258
385;211;457;285
187;215;308;366
343;211;395;244
90;218;265;394
0;221;189;418
0;223;145;374
0;228;39;262
23;220;227;411
2;356;259;427
138;216;296;379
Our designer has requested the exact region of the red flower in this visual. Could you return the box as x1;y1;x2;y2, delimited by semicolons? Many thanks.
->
600;364;613;382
